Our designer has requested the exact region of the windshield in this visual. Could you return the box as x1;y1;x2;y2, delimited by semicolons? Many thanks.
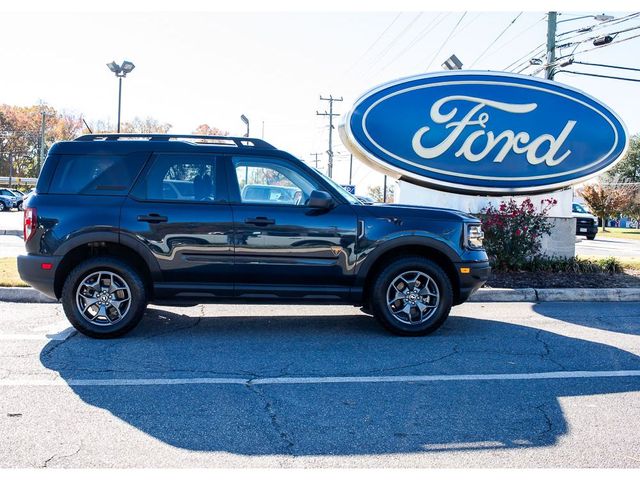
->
312;168;363;205
573;203;590;214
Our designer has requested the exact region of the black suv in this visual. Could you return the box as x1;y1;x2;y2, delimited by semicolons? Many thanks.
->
18;134;489;338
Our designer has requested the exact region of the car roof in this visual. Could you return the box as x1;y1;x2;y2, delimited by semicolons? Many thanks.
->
48;134;283;158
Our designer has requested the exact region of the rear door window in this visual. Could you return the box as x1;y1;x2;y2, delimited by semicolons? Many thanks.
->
49;153;147;195
131;153;223;203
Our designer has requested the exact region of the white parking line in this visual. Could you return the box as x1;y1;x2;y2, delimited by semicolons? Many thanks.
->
0;327;76;341
2;370;640;387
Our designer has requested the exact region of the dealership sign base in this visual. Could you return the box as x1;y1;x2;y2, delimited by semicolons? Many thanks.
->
396;181;576;258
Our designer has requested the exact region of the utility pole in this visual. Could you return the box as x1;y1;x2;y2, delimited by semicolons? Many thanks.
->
38;111;46;174
316;94;343;178
310;153;322;169
546;11;558;80
383;175;388;203
349;154;353;185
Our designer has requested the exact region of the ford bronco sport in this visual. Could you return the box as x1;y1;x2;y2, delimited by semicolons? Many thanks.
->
18;134;489;338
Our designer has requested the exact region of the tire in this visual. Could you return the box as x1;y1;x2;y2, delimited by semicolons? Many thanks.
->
370;256;453;336
17;202;23;211
586;234;596;240
61;256;147;338
0;202;5;212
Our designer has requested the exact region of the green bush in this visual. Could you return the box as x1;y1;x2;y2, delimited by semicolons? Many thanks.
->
496;256;624;274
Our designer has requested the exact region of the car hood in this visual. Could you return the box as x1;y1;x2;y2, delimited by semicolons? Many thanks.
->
359;202;479;222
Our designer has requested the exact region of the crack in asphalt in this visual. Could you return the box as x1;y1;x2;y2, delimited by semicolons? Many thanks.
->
41;442;82;468
535;330;567;371
534;403;554;438
364;345;461;374
246;382;295;456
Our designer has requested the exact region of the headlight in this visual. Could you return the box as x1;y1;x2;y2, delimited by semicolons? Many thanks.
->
466;224;484;249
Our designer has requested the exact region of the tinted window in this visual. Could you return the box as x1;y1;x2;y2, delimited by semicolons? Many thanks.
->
49;154;146;195
133;154;218;202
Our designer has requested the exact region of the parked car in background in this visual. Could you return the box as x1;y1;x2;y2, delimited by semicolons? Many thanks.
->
9;189;26;210
0;188;19;212
572;202;598;240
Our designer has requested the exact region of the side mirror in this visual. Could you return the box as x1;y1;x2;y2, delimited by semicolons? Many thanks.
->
307;190;334;209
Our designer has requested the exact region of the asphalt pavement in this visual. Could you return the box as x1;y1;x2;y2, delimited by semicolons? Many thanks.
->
575;236;640;258
1;301;639;467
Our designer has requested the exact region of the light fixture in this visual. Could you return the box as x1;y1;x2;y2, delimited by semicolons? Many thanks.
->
442;54;463;71
120;61;135;74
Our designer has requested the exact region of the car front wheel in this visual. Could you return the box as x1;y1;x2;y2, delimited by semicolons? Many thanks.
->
370;256;453;336
61;257;147;338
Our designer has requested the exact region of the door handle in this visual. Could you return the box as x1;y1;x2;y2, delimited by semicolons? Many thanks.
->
137;214;168;223
245;217;275;226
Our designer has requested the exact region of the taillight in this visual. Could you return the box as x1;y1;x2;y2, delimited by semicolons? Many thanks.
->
24;207;37;242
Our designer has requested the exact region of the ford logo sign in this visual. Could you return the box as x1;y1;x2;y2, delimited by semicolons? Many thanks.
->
339;72;628;194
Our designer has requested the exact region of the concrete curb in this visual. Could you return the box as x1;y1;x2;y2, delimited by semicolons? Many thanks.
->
2;286;640;304
470;287;640;302
0;230;22;237
0;287;57;303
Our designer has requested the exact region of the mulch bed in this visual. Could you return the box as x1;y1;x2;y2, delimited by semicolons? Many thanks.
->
485;269;640;289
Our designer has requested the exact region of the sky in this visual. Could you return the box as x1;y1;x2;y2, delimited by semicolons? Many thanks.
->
1;1;639;193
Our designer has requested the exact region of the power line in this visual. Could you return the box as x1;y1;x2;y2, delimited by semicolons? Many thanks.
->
425;12;467;70
484;15;545;64
345;12;403;75
367;12;424;69
556;69;640;83
376;12;450;73
469;12;523;68
503;41;546;71
573;60;640;73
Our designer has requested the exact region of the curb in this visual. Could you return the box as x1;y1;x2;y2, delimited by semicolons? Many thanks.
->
2;286;640;304
0;230;22;237
469;287;640;302
0;287;57;303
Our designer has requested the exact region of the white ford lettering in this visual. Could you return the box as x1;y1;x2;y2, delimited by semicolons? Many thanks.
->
411;95;577;167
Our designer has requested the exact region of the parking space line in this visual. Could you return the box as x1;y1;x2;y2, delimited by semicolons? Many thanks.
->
1;370;640;387
0;327;76;342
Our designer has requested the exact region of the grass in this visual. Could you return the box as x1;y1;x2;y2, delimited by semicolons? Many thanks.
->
0;257;27;287
596;226;640;240
578;255;640;271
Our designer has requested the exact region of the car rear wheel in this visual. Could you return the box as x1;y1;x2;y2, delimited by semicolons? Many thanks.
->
61;257;147;338
0;202;5;212
370;256;453;336
587;234;596;240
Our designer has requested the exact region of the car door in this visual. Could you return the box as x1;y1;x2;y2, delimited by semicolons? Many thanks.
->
120;152;235;296
227;155;358;300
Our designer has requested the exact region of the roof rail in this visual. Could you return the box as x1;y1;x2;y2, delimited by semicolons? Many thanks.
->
73;133;275;149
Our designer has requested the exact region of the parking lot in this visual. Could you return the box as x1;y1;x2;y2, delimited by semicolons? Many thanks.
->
1;301;639;467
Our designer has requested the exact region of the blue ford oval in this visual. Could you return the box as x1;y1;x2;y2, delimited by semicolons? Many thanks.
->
340;71;628;194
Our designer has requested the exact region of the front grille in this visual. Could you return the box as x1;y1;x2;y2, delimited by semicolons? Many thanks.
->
577;218;595;226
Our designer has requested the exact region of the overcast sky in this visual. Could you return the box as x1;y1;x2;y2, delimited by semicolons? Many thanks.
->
1;2;638;192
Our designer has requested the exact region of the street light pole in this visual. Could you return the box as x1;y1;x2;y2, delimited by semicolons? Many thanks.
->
38;111;46;173
106;60;135;133
117;77;123;133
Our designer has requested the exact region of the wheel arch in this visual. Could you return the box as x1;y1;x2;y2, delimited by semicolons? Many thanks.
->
359;240;461;308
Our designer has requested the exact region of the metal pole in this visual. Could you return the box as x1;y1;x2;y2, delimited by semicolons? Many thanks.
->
546;11;557;80
261;121;264;139
117;76;123;133
327;97;334;178
38;112;46;173
349;154;353;184
383;175;388;203
8;154;13;188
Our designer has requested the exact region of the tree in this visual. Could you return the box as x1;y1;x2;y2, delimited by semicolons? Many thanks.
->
0;104;82;178
609;133;640;182
89;117;172;134
192;124;228;136
579;178;633;232
367;184;395;203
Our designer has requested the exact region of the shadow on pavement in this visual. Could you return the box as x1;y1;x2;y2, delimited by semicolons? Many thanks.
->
40;308;640;456
532;302;640;335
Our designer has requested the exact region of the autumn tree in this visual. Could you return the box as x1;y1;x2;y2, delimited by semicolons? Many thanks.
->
0;104;82;177
579;178;633;232
192;124;229;136
89;116;172;134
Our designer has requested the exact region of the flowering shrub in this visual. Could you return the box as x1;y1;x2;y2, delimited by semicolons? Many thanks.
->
478;198;556;271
